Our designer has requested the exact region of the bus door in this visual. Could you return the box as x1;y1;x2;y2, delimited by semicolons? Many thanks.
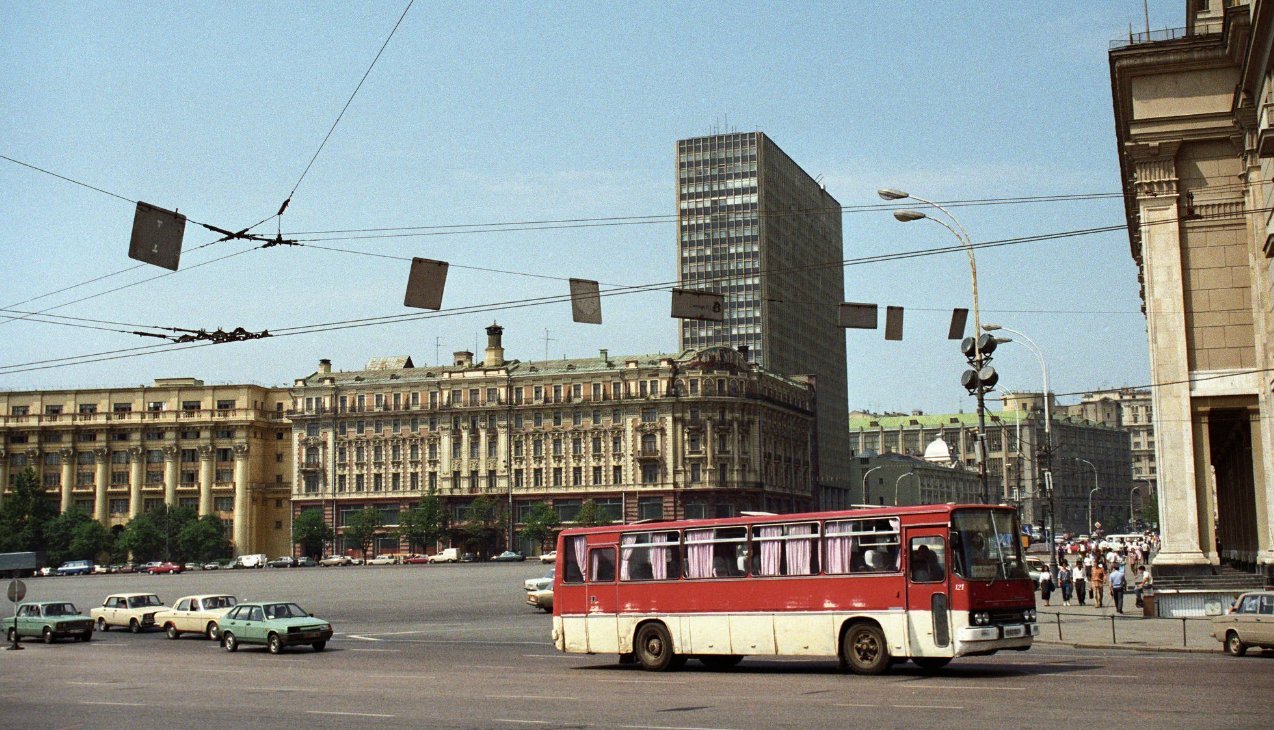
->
585;545;619;653
905;527;952;655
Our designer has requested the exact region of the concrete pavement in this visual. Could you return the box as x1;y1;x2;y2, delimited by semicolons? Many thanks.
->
1034;595;1220;653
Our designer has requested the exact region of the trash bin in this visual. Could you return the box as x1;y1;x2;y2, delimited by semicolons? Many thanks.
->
1142;591;1155;618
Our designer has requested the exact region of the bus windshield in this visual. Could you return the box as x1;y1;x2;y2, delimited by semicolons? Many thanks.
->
952;509;1029;581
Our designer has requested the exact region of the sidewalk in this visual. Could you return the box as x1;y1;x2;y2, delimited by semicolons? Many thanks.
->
1033;597;1219;653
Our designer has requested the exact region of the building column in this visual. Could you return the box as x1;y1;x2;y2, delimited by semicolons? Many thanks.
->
60;448;74;513
128;446;144;519
198;444;214;516
163;445;178;507
94;447;109;524
232;443;250;554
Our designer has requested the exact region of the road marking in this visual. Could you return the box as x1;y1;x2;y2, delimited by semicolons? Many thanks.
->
347;648;398;653
363;674;435;680
489;694;580;701
493;721;553;726
597;678;688;685
306;711;396;719
345;634;382;642
832;703;878;708
892;704;963;710
616;724;743;730
908;685;1026;691
1077;673;1138;679
81;701;144;707
458;664;518;670
67;681;112;686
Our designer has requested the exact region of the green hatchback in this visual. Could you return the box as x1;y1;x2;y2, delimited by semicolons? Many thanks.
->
7;601;94;644
219;601;333;654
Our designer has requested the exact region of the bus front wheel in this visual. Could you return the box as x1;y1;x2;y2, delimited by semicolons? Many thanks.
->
634;623;676;672
842;624;890;676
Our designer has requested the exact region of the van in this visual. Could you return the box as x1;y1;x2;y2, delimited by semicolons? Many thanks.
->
234;554;268;569
427;548;459;564
56;560;93;576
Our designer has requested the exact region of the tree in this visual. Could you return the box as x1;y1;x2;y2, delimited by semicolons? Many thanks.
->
518;502;560;553
397;488;448;554
118;505;196;562
344;507;383;561
461;495;503;558
44;508;94;565
0;467;56;553
573;499;611;528
70;519;114;564
178;515;231;562
292;509;334;558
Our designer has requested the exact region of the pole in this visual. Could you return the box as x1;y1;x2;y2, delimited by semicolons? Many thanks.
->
894;472;914;506
1130;485;1141;526
862;466;881;506
1077;458;1099;535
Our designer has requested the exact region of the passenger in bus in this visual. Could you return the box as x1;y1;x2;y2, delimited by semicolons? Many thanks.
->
910;544;944;582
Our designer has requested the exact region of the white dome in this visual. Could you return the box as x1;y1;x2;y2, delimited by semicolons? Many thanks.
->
923;437;954;464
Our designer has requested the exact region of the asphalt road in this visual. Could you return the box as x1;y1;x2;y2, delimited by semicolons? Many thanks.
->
2;565;1272;729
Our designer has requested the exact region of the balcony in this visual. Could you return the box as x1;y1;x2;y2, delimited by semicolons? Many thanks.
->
634;445;660;460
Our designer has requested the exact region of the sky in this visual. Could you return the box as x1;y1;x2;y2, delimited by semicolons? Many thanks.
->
0;1;1182;414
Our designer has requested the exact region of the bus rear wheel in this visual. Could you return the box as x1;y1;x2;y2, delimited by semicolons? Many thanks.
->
842;624;890;675
634;623;677;672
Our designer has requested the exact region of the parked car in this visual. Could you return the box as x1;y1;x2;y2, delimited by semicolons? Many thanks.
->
539;551;557;564
147;561;184;575
294;556;317;568
492;551;526;562
460;553;477;563
90;593;166;633
183;562;204;572
93;564;111;575
349;557;365;566
525;588;553;613
1026;557;1049;586
267;556;296;569
6;601;94;643
56;560;93;576
524;568;554;592
366;555;399;566
319;555;352;567
219;601;333;654
403;554;430;565
117;563;138;574
154;594;238;640
427;548;459;564
233;554;268;569
1211;591;1274;656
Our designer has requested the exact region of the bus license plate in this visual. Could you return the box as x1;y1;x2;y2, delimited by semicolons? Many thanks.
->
1002;625;1025;638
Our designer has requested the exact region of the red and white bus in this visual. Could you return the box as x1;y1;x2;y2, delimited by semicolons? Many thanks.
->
550;503;1038;674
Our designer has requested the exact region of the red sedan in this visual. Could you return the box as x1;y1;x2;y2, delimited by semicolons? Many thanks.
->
403;554;430;565
147;562;184;574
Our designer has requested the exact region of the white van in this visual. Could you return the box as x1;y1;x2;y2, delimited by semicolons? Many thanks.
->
427;548;459;564
234;554;268;569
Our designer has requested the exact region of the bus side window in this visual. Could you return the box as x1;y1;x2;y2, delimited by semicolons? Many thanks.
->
589;548;616;582
563;535;586;583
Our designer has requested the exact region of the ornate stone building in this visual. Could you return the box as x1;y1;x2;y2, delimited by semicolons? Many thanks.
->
0;379;293;556
288;325;818;555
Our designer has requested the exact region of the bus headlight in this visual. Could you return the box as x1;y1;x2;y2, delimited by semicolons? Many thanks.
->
1024;609;1037;622
971;611;990;626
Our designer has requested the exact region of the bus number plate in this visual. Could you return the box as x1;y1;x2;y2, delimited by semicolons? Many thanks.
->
1002;625;1025;638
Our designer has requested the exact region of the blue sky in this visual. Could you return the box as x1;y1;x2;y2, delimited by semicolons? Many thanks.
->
1;1;1179;414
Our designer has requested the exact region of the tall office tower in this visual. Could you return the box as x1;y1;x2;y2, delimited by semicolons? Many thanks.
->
676;132;849;499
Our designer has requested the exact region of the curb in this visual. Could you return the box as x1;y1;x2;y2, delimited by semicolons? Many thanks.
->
1034;639;1217;654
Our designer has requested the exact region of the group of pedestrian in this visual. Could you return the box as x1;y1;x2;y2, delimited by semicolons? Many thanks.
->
1037;532;1156;614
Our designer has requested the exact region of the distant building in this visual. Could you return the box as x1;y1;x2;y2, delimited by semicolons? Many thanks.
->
1061;388;1157;515
848;448;980;510
676;132;850;505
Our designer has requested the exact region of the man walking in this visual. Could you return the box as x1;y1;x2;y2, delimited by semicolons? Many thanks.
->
1072;560;1087;607
1091;562;1107;609
1109;564;1127;613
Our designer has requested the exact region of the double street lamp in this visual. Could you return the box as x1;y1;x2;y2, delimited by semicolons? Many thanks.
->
879;187;992;504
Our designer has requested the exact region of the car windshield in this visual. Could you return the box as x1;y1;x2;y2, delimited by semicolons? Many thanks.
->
128;595;162;608
263;603;308;620
203;596;237;609
952;509;1029;581
43;603;78;616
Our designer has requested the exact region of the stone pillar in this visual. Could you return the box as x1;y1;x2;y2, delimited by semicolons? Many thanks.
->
232;443;250;554
198;444;214;516
1135;155;1210;568
94;447;109;524
163;445;178;507
128;446;144;519
60;448;74;513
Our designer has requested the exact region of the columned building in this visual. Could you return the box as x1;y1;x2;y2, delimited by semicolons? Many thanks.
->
1110;0;1273;577
676;132;850;504
288;326;818;555
0;379;292;556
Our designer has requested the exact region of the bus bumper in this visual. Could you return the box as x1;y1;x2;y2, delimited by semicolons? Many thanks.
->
954;622;1039;655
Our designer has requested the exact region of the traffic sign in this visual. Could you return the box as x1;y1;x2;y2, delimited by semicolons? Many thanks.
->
7;578;27;603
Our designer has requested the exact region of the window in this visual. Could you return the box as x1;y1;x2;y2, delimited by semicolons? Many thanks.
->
216;400;235;410
684;526;747;579
752;523;819;577
641;463;658;484
638;497;662;521
588;547;616;582
824;518;901;574
619;530;680;581
214;496;233;512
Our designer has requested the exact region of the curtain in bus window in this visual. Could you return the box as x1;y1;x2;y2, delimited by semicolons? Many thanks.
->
650;532;671;580
686;529;713;578
571;535;588;581
787;523;813;575
891;519;902;571
825;521;853;574
759;526;782;576
619;534;637;581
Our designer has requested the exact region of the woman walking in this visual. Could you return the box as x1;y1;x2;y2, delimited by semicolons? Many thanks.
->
1039;565;1055;606
1057;558;1073;606
1091;562;1107;609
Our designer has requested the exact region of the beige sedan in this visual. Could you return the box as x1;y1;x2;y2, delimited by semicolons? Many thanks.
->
1211;591;1274;656
154;595;239;640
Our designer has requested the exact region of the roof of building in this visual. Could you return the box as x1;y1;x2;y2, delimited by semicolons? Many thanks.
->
849;410;1119;431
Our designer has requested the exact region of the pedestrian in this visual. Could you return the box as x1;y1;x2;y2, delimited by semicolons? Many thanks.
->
1091;562;1107;608
1039;565;1054;606
1133;565;1151;609
1071;560;1087;606
1058;558;1072;606
1110;564;1127;613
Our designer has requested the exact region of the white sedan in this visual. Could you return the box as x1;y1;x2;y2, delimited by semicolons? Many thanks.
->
524;568;554;592
154;594;238;640
539;551;557;564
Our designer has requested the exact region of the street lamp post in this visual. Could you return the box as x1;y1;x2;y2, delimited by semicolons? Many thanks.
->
1130;485;1141;527
894;471;914;506
1076;457;1098;535
880;187;992;504
862;466;881;506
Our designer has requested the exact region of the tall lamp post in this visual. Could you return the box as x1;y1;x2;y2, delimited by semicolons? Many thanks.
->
879;187;993;504
1076;457;1099;536
862;466;881;506
894;471;914;506
1130;485;1142;527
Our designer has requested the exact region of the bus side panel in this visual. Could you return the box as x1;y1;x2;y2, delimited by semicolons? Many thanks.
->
561;615;590;653
687;613;732;654
773;613;834;656
586;615;620;654
729;614;776;655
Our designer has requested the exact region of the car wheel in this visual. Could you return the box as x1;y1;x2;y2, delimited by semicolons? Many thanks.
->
97;617;108;632
634;622;676;672
165;624;179;640
312;641;326;652
42;627;54;644
842;624;891;676
6;627;15;643
206;622;220;641
699;655;743;670
223;632;238;652
912;657;952;673
129;618;141;634
268;633;282;655
1226;630;1248;657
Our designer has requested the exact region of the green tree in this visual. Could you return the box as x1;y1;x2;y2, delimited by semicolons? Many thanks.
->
178;515;231;562
461;495;504;558
70;519;115;564
292;509;334;558
397;488;448;554
518;502;560;553
0;467;56;554
44;507;94;565
573;499;611;528
344;507;383;561
118;505;197;562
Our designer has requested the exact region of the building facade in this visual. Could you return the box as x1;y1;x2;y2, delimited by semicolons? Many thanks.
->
1110;0;1273;575
0;379;293;556
676;132;850;502
1062;388;1157;517
288;326;819;555
848;451;980;510
850;400;1133;538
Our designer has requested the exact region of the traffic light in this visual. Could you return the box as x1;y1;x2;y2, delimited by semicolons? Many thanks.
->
959;334;998;393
